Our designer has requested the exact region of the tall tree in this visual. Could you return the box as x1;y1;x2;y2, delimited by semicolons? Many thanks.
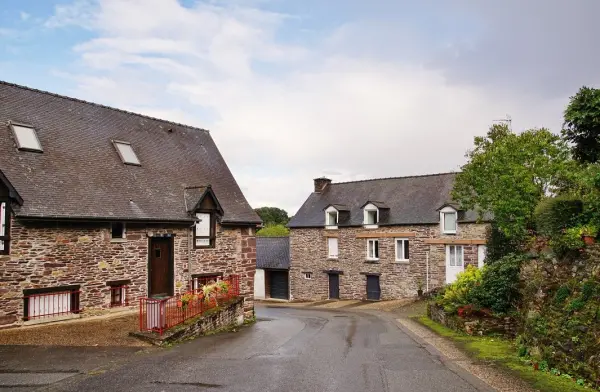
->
453;124;573;239
563;86;600;163
256;224;290;237
254;207;289;226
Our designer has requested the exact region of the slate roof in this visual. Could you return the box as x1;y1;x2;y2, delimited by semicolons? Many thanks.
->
0;81;261;224
256;237;290;270
288;173;482;228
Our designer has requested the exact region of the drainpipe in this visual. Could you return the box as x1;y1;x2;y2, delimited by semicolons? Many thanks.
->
426;251;430;293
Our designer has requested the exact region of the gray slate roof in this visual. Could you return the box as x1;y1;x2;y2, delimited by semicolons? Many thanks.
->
256;237;290;270
0;81;261;224
288;173;481;228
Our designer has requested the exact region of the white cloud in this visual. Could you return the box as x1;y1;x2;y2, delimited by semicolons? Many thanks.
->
20;12;31;21
46;0;577;214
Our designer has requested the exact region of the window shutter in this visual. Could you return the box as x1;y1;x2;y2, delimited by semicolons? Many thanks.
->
328;238;338;258
0;202;5;251
195;213;211;236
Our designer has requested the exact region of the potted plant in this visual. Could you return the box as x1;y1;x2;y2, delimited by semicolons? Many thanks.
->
417;280;424;297
580;224;598;245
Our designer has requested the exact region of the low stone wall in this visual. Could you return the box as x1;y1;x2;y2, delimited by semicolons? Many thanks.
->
132;297;245;346
428;303;517;337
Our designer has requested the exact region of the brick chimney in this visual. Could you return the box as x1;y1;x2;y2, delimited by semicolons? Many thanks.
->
314;177;332;193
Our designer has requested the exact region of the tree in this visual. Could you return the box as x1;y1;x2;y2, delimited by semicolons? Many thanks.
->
563;86;600;164
254;207;289;226
453;124;573;239
256;224;289;237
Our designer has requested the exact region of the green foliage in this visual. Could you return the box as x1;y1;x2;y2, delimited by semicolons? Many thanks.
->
554;285;571;304
453;124;574;240
254;207;289;226
567;298;586;311
471;254;523;314
533;196;584;237
569;163;600;228
436;266;482;314
549;226;585;257
581;281;598;301
256;224;289;237
485;224;524;263
562;86;600;164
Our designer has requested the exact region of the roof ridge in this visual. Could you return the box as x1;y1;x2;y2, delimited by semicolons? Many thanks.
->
331;172;458;185
0;80;210;133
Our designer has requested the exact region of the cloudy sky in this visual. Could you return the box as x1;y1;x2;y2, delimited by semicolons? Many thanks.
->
1;0;598;214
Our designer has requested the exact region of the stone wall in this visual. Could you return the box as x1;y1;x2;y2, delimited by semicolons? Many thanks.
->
289;223;487;301
0;218;255;326
428;303;517;337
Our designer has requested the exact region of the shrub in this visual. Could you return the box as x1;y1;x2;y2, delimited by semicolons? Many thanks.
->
485;224;525;263
436;265;482;314
471;254;523;314
581;281;598;301
256;224;289;237
533;195;584;237
554;285;571;304
549;226;584;257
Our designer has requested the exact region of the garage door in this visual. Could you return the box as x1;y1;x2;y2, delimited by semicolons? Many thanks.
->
269;271;289;300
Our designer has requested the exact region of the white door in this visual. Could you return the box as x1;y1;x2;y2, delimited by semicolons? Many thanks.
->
478;245;487;268
445;245;464;284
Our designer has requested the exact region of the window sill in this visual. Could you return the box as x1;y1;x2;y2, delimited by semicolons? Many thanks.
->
325;226;338;230
364;259;380;264
328;257;338;260
110;239;127;243
363;224;378;229
442;231;457;235
394;260;410;264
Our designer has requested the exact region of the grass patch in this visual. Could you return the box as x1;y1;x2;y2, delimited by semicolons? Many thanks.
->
415;316;593;392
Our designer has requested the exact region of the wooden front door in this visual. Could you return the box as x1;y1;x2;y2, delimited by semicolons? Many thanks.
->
328;273;340;299
366;275;381;300
149;237;173;297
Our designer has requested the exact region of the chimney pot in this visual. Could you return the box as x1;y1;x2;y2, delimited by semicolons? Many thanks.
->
314;177;332;193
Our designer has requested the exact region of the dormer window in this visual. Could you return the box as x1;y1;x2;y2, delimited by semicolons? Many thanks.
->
362;203;379;228
440;206;458;234
10;123;43;152
194;212;216;248
113;141;140;165
0;200;10;255
325;206;338;229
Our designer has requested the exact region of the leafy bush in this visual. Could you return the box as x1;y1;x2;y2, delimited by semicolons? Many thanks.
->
533;195;584;237
549;226;584;257
471;254;523;314
554;285;571;304
256;224;289;237
436;266;482;314
581;281;598;301
485;224;525;263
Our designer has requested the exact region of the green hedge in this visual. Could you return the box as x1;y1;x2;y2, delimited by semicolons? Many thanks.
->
533;196;583;237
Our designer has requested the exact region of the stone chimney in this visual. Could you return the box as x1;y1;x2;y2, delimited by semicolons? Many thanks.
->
314;177;332;193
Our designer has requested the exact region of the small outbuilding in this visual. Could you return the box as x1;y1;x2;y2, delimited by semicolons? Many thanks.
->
254;237;290;300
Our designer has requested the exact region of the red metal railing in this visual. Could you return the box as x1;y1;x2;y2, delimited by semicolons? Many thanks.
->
191;275;221;293
23;290;81;321
139;275;240;336
109;285;129;307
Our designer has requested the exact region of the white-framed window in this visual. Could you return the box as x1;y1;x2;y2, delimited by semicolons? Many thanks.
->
395;238;409;262
0;201;9;254
111;222;126;240
325;206;338;228
328;237;339;259
303;272;313;280
440;207;457;234
447;245;464;266
367;239;379;260
194;212;215;248
363;203;379;227
10;123;43;152
113;140;141;165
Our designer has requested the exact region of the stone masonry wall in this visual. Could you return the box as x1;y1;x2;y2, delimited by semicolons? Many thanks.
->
0;217;256;326
289;223;487;301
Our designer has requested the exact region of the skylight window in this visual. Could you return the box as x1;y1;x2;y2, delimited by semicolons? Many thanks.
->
113;141;140;165
10;123;42;152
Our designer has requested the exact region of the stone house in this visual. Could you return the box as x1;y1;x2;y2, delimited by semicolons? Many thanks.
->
0;81;261;327
287;174;489;301
254;237;290;300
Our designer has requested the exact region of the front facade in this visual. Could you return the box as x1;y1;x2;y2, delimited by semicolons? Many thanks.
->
0;81;260;326
254;237;290;300
288;175;488;301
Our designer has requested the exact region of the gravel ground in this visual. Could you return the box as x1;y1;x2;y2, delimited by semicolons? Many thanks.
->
398;317;536;392
0;314;149;347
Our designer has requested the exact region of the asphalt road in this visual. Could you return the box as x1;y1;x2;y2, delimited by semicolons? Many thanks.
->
2;305;494;392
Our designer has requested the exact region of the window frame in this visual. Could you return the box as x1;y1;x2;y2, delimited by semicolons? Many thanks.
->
194;211;216;249
9;122;43;153
363;204;379;226
366;239;379;261
303;272;313;280
446;245;464;267
324;206;339;229
327;237;339;259
112;140;141;166
440;207;458;234
0;200;11;255
110;222;127;242
394;238;410;262
191;273;222;292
